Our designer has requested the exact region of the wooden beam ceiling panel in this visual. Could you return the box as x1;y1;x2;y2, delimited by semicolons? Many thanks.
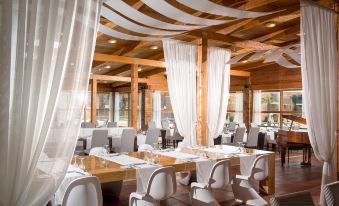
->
94;53;165;67
90;74;148;83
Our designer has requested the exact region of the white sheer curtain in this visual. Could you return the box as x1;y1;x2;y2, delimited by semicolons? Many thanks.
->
301;1;337;204
252;90;261;125
234;91;244;124
152;90;162;128
114;92;120;124
163;39;197;146
0;0;101;205
206;47;231;146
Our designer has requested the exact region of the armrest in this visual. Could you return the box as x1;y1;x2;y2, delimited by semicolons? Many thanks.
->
129;192;147;200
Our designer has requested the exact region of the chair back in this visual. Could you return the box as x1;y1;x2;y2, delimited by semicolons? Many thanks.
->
246;127;260;147
107;122;118;128
250;154;269;181
62;176;103;206
250;122;258;128
138;144;154;152
91;130;108;148
208;160;231;189
324;181;339;206
270;190;314;206
228;122;237;132
161;119;170;129
146;167;177;200
120;128;136;153
148;121;156;129
233;127;246;144
239;123;246;129
145;128;160;145
81;122;94;128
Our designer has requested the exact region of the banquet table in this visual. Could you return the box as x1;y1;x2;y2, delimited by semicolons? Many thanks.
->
73;145;275;195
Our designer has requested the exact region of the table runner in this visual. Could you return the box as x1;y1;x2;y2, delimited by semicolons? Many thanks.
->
195;158;216;184
136;164;161;193
239;153;257;176
154;150;200;160
201;146;241;156
98;154;148;166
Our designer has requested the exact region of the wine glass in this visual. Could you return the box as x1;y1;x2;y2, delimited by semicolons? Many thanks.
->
237;142;243;152
153;142;158;150
73;155;79;167
79;157;85;170
104;145;110;155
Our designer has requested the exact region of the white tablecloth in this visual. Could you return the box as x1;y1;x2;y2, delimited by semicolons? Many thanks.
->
136;164;160;193
55;165;90;205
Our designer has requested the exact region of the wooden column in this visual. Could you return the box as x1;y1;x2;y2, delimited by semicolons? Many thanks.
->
142;89;153;131
131;64;139;129
243;79;251;128
196;37;208;145
91;79;97;125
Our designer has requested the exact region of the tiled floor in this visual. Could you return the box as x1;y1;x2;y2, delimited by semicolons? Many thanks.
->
103;152;323;206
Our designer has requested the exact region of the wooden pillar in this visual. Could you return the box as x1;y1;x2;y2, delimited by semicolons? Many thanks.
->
142;89;153;131
196;36;208;145
243;79;251;128
131;64;138;129
91;78;97;125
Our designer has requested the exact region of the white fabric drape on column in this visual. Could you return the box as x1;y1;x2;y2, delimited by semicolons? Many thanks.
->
301;1;337;204
234;91;244;124
152;91;162;128
163;39;197;146
138;92;142;128
252;90;261;125
114;92;120;123
206;47;231;146
0;0;101;205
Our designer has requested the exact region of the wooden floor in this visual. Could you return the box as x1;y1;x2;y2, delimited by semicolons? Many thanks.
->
103;152;323;206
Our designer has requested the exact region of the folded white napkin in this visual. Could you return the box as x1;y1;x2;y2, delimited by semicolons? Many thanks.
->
136;164;161;193
195;159;216;184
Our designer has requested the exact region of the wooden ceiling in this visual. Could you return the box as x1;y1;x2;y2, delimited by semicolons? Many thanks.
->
92;0;336;87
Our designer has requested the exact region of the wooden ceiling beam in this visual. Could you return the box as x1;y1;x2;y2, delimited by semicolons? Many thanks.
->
90;74;148;84
94;53;165;67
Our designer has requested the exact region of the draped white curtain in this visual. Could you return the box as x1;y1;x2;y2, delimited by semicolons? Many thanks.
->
206;47;231;146
252;90;262;125
301;1;337;205
114;92;120;123
163;39;197;146
234;91;244;124
152;91;162;128
0;0;101;205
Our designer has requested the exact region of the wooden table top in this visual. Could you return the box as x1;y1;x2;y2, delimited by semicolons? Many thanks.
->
73;145;273;183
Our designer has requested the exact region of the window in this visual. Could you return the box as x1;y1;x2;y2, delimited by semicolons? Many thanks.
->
255;90;304;128
118;93;130;127
160;92;174;120
260;92;280;126
226;92;243;123
82;92;112;125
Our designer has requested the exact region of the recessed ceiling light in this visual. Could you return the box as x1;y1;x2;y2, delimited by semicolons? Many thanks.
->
104;65;111;69
107;39;117;44
138;68;142;72
103;81;108;84
242;60;248;63
150;45;159;50
98;68;102;71
265;22;276;28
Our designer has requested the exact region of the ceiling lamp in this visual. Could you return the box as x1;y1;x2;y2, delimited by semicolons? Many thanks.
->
138;68;142;72
265;22;276;28
150;45;159;50
242;60;248;63
104;65;111;69
107;39;117;44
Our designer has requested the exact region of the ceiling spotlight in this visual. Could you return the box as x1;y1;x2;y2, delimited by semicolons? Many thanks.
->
138;68;142;72
150;45;159;50
107;39;117;44
242;60;248;63
104;65;111;69
265;22;276;28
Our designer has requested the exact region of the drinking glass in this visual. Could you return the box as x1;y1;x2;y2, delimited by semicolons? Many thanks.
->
73;155;79;167
104;144;110;155
79;157;85;170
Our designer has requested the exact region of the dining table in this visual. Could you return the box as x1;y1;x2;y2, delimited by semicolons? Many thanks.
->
72;145;276;195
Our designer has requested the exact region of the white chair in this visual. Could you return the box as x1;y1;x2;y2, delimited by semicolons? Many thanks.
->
250;122;258;128
145;128;160;146
228;122;237;132
232;154;269;206
138;144;154;152
191;160;231;206
62;176;103;206
226;127;245;146
161;119;170;129
324;181;339;206
129;167;177;206
91;130;109;148
107;122;118;128
246;127;260;148
115;128;136;153
148;121;156;129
